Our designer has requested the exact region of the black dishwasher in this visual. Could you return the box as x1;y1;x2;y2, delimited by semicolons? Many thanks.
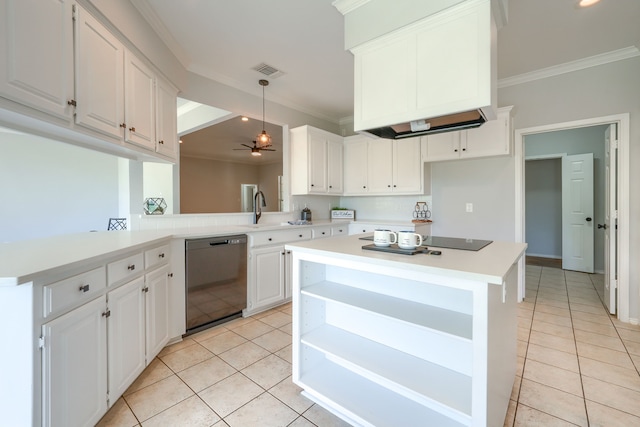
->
185;235;247;334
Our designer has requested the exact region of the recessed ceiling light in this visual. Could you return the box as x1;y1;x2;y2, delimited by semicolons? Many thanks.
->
579;0;601;7
179;139;183;144
241;116;249;122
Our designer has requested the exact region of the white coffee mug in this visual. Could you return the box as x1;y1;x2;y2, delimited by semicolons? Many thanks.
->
397;231;423;249
373;229;397;247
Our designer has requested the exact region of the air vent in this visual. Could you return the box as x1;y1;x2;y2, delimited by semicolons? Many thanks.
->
252;63;284;79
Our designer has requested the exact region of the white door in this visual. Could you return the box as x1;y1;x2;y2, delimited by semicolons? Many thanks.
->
392;138;422;193
107;277;145;402
74;6;124;139
603;125;617;314
124;50;155;150
0;0;74;119
562;153;594;272
41;296;107;427
146;265;171;360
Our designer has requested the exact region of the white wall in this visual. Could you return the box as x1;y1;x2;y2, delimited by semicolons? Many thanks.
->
0;130;121;242
525;158;562;258
500;57;640;320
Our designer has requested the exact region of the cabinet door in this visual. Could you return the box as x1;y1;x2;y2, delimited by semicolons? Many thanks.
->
42;296;107;427
327;139;343;194
107;277;145;402
0;0;74;119
343;138;369;195
462;111;510;159
367;140;394;193
124;50;155;150
308;133;328;193
74;6;124;139
145;265;170;361
156;77;178;160
393;138;423;193
424;132;461;162
250;245;285;310
284;250;293;299
353;34;414;131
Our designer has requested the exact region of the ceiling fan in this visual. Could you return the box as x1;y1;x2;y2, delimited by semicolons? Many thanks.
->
233;140;276;156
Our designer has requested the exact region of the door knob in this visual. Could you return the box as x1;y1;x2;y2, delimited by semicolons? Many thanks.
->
598;224;608;229
586;217;592;222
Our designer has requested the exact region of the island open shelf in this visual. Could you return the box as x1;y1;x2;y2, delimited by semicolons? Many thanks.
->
287;235;526;427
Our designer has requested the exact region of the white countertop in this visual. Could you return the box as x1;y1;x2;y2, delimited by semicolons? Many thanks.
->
286;234;527;285
0;219;431;287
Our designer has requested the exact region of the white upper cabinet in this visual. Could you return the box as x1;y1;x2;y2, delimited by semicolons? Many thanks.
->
351;0;494;133
423;106;513;162
124;50;155;150
290;125;344;195
0;2;177;162
0;0;74;120
343;136;369;195
74;6;125;139
344;135;424;196
155;77;178;160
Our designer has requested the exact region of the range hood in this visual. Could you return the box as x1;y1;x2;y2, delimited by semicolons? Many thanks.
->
335;0;500;139
363;110;487;139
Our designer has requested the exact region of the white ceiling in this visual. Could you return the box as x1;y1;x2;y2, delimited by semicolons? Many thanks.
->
134;0;640;160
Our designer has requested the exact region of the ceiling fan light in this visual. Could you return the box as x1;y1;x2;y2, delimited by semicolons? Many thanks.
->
578;0;600;7
251;150;262;156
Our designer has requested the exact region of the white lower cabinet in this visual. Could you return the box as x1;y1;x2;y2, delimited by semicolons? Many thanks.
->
41;296;108;427
107;277;146;403
39;242;172;426
145;264;171;359
250;245;287;311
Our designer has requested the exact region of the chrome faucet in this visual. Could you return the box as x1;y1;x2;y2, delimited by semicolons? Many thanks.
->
253;190;267;224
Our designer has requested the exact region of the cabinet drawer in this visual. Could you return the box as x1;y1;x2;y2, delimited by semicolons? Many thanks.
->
312;226;333;239
250;229;312;247
331;225;348;236
43;267;106;318
145;244;170;270
107;252;144;286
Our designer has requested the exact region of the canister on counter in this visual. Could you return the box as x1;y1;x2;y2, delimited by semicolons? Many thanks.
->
301;205;312;221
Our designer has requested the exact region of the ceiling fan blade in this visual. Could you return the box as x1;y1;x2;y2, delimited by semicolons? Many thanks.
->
261;148;276;151
232;148;249;151
240;144;253;148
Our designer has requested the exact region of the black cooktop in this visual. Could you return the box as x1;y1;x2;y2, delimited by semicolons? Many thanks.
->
359;235;492;251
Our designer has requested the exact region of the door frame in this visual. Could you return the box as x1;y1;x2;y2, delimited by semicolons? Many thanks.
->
515;113;630;322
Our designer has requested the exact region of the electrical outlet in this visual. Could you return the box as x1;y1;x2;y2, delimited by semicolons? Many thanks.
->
466;203;473;213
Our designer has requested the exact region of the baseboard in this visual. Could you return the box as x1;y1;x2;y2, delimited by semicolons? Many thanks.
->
526;253;561;259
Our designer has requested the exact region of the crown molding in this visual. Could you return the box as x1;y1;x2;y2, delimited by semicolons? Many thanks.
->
332;0;371;15
498;46;640;89
130;0;191;69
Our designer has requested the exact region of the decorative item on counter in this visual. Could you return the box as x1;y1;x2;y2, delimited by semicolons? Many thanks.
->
412;201;432;223
288;220;312;225
107;218;127;230
143;197;167;215
301;205;312;221
331;207;356;220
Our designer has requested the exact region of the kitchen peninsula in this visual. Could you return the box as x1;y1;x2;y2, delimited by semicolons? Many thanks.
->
286;235;526;427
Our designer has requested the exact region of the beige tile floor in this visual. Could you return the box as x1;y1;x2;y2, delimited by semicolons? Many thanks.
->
98;265;640;427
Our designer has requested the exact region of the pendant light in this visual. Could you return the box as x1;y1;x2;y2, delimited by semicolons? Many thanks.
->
256;79;272;148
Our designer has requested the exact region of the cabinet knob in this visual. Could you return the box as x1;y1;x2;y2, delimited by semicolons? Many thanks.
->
79;284;90;293
102;310;111;318
388;184;391;187
127;264;135;271
393;185;397;187
329;185;332;188
322;232;326;235
454;149;458;152
462;148;466;151
158;253;165;258
298;234;303;238
168;272;174;277
129;126;136;132
311;184;314;187
120;123;126;128
142;286;149;293
158;140;164;145
362;186;366;189
268;238;272;241
67;99;76;107
281;251;286;255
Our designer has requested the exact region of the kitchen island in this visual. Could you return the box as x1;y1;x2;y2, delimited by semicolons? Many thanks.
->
286;235;526;427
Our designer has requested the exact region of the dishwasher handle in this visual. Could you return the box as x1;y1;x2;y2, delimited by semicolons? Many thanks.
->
209;240;230;246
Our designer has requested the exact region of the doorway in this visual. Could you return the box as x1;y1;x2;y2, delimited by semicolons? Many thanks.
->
515;114;630;321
